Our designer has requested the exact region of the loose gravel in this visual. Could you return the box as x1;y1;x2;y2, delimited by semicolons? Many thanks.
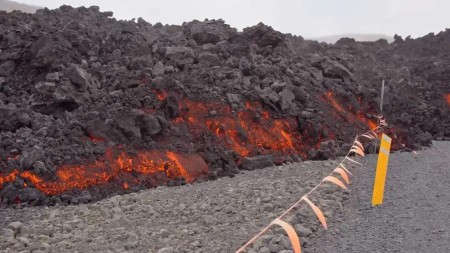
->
1;142;448;253
309;141;450;253
0;159;342;253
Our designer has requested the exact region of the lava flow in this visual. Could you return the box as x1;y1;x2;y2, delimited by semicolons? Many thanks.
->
324;92;377;129
173;100;320;157
0;150;207;195
1;96;337;197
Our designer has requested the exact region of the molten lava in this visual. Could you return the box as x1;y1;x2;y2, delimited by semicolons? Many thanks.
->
356;112;378;129
1;94;340;197
153;89;168;101
325;91;345;112
324;92;377;129
0;170;18;187
174;100;317;157
445;93;450;106
0;150;207;195
88;132;105;142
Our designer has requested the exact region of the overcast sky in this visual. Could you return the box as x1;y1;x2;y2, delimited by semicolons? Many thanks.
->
14;0;450;38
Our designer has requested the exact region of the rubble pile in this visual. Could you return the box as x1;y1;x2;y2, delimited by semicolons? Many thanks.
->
0;6;448;205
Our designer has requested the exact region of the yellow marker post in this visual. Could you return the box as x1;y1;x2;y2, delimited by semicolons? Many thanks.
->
372;133;392;206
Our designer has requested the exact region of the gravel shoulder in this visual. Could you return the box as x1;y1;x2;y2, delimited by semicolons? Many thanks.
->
1;142;449;253
0;158;340;253
309;141;450;253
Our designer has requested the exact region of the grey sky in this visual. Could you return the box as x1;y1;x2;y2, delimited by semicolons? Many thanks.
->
14;0;450;38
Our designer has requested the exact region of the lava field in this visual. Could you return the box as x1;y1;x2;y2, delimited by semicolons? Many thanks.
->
0;5;449;206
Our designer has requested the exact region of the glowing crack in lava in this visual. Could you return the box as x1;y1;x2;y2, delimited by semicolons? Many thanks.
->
1;96;336;197
325;92;377;129
153;89;168;101
173;100;324;157
445;93;450;106
0;150;207;195
0;170;18;187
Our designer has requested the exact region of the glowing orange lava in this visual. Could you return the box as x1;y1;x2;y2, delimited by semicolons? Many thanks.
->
88;132;105;142
356;112;378;129
153;90;168;101
0;169;19;187
326;91;344;112
324;92;377;130
173;100;318;157
1;95;340;197
445;93;450;106
1;150;207;195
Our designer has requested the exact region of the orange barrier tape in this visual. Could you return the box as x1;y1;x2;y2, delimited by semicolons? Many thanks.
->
272;219;302;253
333;167;350;184
323;176;348;190
235;124;386;252
338;164;353;176
345;156;362;165
350;146;365;157
302;196;327;230
360;133;375;140
354;140;364;151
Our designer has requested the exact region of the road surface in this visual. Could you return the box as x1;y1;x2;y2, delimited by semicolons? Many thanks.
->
310;141;450;253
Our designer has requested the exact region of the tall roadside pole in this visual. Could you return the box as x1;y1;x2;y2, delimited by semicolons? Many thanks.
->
379;79;385;114
372;79;391;206
373;80;385;153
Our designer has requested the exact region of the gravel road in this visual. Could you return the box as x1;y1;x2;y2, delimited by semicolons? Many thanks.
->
310;141;450;253
1;142;448;253
0;158;344;253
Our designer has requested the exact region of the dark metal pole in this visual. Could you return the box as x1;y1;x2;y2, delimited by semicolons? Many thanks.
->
380;79;385;114
375;80;386;153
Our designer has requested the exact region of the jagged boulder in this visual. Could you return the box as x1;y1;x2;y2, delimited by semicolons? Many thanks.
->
184;20;236;45
243;22;284;47
65;65;97;91
312;57;354;83
198;52;221;67
278;88;295;111
241;155;274;170
0;60;15;77
165;46;195;66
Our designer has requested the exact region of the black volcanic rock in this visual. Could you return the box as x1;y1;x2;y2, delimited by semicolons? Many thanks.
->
0;5;449;205
184;19;237;45
243;22;285;47
241;155;274;170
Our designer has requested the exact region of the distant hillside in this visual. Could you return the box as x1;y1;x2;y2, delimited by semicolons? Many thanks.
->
0;0;41;13
311;33;394;44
